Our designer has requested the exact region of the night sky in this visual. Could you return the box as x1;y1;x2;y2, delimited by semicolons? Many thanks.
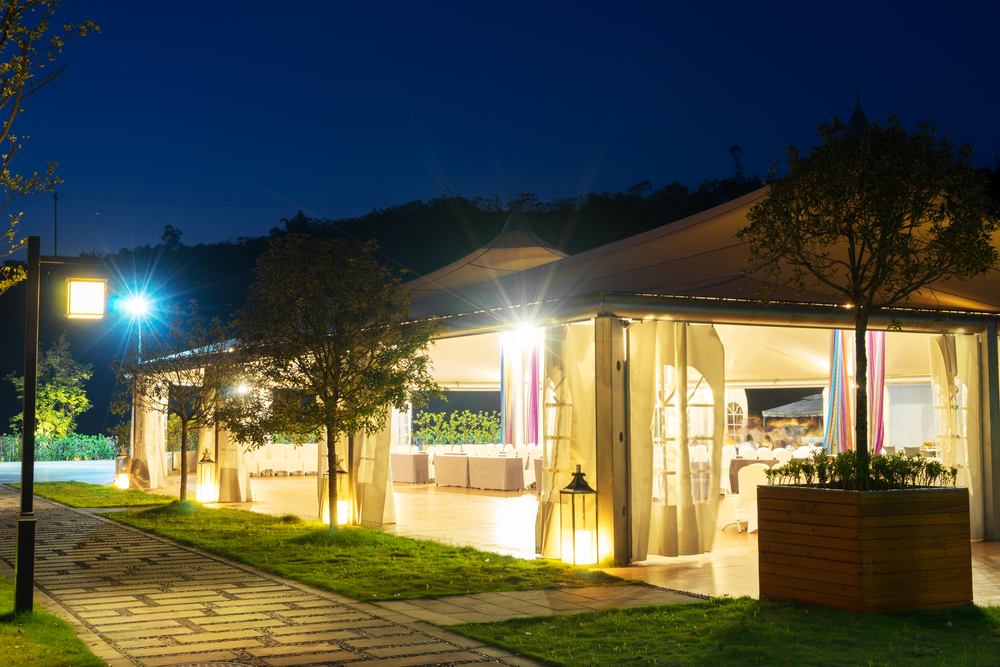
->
4;0;999;260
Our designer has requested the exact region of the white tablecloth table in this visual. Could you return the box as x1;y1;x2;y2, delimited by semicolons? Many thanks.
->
434;454;470;487
390;452;429;484
468;455;524;491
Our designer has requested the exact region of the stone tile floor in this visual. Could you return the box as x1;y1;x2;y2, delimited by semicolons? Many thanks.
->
0;487;699;666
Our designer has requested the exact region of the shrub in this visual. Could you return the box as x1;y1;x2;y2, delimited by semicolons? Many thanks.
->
765;450;958;491
0;433;117;462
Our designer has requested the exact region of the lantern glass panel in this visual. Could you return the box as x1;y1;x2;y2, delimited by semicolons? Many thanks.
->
67;279;106;319
115;455;131;490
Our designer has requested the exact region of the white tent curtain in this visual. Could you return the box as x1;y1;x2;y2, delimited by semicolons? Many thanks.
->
929;334;983;538
131;389;167;490
536;322;596;559
628;321;725;559
357;417;396;527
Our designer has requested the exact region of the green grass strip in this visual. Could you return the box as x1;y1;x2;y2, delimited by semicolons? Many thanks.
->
112;500;625;601
9;481;173;508
0;576;107;666
450;596;1000;666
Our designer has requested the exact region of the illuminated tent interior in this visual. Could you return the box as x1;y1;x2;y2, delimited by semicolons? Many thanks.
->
410;186;999;561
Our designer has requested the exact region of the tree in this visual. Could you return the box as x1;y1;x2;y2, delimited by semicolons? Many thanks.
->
0;1;98;295
737;115;1000;473
110;303;236;500
7;333;91;438
227;235;441;530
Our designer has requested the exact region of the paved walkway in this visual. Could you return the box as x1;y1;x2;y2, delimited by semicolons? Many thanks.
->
0;487;698;666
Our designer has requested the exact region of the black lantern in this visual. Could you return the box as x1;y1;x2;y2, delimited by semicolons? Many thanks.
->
560;464;597;565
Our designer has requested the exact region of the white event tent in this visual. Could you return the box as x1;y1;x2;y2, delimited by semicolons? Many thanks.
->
412;187;1000;564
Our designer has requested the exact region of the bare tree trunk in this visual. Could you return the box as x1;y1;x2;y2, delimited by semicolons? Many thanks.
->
179;418;188;501
854;316;869;483
327;422;338;531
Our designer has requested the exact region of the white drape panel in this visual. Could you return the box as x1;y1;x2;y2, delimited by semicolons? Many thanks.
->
629;321;725;559
929;334;984;539
536;323;596;559
132;389;166;490
358;416;395;527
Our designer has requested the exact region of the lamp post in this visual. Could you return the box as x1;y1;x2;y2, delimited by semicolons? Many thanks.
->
196;448;218;503
16;236;106;614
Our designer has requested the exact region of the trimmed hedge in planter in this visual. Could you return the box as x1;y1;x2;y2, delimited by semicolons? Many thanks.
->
758;485;972;613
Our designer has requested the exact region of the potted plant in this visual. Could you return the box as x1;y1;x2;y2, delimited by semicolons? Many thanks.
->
758;451;970;613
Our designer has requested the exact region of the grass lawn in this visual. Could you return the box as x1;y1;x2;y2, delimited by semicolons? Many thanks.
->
450;596;1000;666
0;577;107;666
112;500;624;600
9;481;173;508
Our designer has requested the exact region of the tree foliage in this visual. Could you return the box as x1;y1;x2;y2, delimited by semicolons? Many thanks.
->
7;332;91;439
226;235;441;529
0;1;98;295
738;115;1000;466
110;303;236;500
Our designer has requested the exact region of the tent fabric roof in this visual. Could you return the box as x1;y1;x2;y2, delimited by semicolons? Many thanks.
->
406;203;566;301
762;394;824;418
409;187;1000;321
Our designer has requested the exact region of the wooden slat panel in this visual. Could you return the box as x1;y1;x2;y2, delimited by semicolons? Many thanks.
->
760;583;862;612
759;540;862;563
760;572;860;599
758;487;860;505
758;550;862;575
859;501;970;517
857;556;972;577
862;533;968;552
865;575;972;599
862;588;973;613
758;530;862;552
759;561;861;588
756;500;860;517
759;520;859;540
759;509;860;529
859;523;969;540
859;512;970;528
862;566;972;588
859;543;972;562
858;489;968;505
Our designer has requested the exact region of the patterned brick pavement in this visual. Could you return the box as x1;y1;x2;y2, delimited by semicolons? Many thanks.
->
0;487;544;667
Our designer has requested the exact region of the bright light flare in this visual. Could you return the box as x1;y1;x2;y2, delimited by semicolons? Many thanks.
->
124;296;150;316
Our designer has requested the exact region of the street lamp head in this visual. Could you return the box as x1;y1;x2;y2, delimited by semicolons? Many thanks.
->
66;278;107;319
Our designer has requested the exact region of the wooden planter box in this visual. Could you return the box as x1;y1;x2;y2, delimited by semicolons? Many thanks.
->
757;486;972;613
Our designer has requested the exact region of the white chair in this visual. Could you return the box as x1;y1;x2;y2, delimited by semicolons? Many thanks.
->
503;444;515;456
793;446;812;459
256;447;274;476
485;445;498;457
773;448;792;464
738;444;757;459
396;445;408;454
756;447;775;461
722;463;769;533
721;445;737;495
408;445;419;453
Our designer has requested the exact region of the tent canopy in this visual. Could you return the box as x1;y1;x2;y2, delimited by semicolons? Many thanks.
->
409;188;1000;324
406;202;566;302
762;394;824;418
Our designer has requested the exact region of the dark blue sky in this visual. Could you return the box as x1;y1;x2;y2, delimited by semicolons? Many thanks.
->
8;0;1000;257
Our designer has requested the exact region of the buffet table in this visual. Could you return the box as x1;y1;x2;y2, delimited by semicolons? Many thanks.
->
468;456;524;491
390;452;429;484
434;454;470;487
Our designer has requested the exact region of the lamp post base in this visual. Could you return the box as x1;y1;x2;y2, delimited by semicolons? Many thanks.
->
15;512;36;614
